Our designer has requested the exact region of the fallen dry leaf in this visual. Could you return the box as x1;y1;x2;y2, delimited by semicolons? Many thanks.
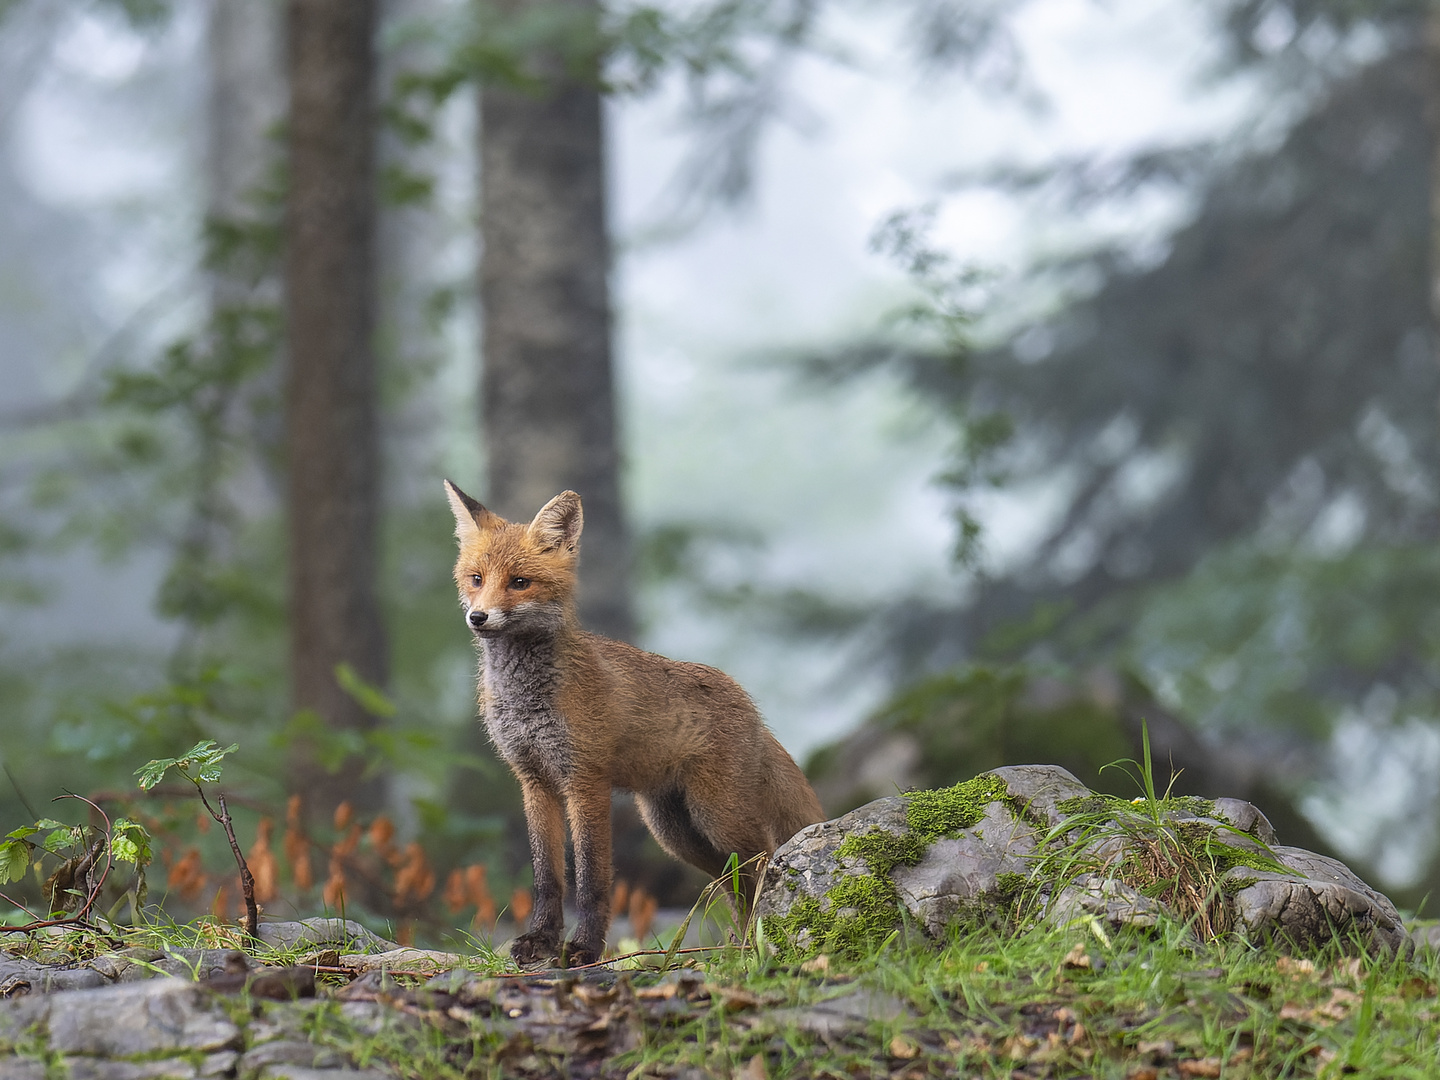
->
714;986;760;1012
1316;987;1361;1021
572;983;618;1008
1126;1069;1159;1080
800;954;831;975
889;1034;920;1060
1001;1034;1038;1061
736;1053;767;1080
1061;944;1092;970
1276;956;1317;979
1177;1058;1222;1078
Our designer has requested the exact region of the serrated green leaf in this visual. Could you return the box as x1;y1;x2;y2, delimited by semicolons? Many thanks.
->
33;818;65;830
0;839;31;884
4;826;38;842
135;739;239;789
135;756;180;791
111;819;152;866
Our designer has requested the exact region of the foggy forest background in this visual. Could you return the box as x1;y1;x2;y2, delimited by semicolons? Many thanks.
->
2;0;1439;940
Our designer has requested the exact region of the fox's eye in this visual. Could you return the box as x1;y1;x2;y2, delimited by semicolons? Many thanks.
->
470;574;482;587
510;577;530;590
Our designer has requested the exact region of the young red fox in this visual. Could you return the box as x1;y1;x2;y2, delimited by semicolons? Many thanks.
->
445;480;824;966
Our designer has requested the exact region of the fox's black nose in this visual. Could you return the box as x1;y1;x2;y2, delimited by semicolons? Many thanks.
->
468;609;488;629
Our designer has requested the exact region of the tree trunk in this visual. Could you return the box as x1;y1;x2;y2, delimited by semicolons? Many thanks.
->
207;0;283;294
284;0;387;818
1427;3;1440;333
179;0;285;673
477;0;635;642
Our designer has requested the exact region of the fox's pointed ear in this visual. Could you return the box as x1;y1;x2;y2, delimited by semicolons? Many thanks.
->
444;479;501;540
529;491;583;554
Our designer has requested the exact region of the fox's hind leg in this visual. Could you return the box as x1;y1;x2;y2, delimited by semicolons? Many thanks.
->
636;787;731;879
636;787;763;924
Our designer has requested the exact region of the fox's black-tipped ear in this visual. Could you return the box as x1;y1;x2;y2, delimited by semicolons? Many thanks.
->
444;479;501;540
529;491;583;553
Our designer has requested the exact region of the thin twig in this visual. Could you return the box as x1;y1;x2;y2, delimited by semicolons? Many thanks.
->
216;792;259;940
0;891;39;920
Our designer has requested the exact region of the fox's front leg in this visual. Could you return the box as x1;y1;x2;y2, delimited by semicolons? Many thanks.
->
563;782;613;966
511;778;567;966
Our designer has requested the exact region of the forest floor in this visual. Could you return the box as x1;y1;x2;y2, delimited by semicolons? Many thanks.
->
3;915;1439;1079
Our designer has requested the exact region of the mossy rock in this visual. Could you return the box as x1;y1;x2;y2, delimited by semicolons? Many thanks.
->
755;766;1089;960
756;764;1412;961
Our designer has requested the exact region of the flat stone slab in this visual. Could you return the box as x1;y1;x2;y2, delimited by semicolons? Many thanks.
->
255;919;396;956
54;979;242;1057
339;947;468;975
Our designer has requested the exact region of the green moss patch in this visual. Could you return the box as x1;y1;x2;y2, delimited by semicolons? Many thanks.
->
768;773;1015;961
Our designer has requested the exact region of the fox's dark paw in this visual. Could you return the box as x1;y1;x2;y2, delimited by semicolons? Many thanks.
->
562;939;603;968
510;931;561;967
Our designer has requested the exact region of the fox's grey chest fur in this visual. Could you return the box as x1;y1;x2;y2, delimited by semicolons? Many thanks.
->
478;636;573;781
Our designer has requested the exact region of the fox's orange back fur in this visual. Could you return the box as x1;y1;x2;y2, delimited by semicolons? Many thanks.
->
445;481;823;966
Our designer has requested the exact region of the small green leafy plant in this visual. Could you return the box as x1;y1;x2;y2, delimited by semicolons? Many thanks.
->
0;796;151;929
136;738;259;938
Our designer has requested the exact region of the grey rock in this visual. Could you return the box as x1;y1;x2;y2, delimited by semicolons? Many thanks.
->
0;1059;45;1080
86;955;130;982
46;979;241;1056
106;950;168;983
339;948;464;975
0;958;44;997
157;949;251;981
199;1052;240;1078
1225;846;1411;957
988;764;1092;827
755;795;912;935
890;802;1038;936
0;959;98;996
40;967;110;993
255;919;394;956
335;1000;416;1038
239;1040;348;1076
1046;874;1164;930
59;1059;198;1080
1210;798;1278;844
0;993;48;1044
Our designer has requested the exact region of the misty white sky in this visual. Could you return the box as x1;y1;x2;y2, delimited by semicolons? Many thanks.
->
610;0;1259;749
7;0;1263;753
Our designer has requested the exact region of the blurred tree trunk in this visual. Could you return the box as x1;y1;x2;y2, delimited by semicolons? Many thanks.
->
285;0;388;818
176;0;285;673
1427;5;1440;334
207;0;283;304
477;0;635;641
